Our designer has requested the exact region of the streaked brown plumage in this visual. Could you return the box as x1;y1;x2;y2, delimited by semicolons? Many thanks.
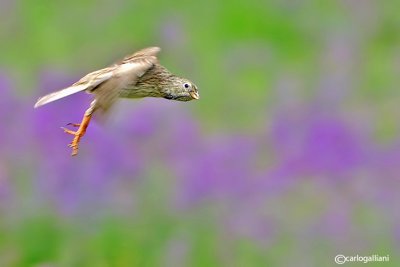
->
34;47;199;156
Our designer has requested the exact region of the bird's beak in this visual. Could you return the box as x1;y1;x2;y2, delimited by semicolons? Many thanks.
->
189;90;200;100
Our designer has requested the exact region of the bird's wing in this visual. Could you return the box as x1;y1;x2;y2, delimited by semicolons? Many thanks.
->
92;47;160;114
120;46;161;63
34;65;116;108
34;47;161;110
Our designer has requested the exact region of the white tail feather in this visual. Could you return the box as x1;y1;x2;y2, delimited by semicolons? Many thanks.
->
34;84;87;108
34;66;115;108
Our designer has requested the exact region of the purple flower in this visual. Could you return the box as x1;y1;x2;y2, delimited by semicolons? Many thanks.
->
270;110;367;180
175;135;259;207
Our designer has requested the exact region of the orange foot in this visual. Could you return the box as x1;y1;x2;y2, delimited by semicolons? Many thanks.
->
61;114;92;156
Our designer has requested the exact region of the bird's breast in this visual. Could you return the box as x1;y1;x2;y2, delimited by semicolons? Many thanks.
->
118;84;161;99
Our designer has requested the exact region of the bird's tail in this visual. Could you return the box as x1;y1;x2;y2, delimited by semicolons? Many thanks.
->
34;84;88;108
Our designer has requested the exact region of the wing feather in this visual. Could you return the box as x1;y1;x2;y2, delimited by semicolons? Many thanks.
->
34;46;161;110
93;56;158;113
120;47;160;63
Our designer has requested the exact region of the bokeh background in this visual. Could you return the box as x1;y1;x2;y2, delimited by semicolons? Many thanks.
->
1;0;400;266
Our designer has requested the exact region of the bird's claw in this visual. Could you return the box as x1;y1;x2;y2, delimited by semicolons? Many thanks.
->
61;127;81;156
61;127;77;135
66;123;81;127
61;115;92;156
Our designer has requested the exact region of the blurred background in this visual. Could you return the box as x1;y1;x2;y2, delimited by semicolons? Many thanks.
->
1;0;400;266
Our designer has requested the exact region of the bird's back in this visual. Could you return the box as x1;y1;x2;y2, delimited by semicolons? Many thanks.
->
118;64;173;99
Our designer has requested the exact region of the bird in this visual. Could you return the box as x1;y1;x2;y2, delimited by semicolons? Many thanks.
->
34;47;199;156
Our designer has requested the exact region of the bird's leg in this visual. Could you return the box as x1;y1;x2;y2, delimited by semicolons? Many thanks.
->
63;114;91;156
62;100;96;156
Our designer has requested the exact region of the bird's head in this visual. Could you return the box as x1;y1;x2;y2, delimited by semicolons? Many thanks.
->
162;77;199;102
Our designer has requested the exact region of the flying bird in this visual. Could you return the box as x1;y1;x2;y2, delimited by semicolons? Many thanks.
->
34;47;199;156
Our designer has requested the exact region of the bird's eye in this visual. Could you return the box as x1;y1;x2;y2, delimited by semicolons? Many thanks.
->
183;83;190;89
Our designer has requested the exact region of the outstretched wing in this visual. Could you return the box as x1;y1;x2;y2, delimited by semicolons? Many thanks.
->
120;46;161;64
34;65;116;108
92;47;161;114
34;47;161;111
